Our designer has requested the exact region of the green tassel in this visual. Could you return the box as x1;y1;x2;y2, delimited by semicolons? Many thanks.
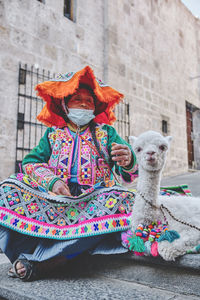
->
158;230;180;243
187;244;200;254
127;235;146;252
195;244;200;252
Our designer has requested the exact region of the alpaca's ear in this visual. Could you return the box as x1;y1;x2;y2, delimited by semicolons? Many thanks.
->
165;136;172;144
129;136;137;146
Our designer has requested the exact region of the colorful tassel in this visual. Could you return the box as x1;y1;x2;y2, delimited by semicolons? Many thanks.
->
122;220;181;257
151;241;159;257
158;230;180;243
196;244;200;252
121;230;133;248
144;241;152;255
127;235;146;253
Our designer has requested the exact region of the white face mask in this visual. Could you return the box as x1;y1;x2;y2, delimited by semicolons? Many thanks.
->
67;108;95;126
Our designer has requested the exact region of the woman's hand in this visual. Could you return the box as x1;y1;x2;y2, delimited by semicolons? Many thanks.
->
52;180;72;196
111;143;133;168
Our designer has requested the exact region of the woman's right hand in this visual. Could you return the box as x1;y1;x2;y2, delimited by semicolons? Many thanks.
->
52;180;72;196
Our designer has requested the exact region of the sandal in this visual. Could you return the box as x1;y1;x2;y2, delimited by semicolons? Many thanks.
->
8;268;17;278
11;259;37;281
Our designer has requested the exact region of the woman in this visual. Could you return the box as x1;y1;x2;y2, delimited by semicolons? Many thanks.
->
0;66;137;280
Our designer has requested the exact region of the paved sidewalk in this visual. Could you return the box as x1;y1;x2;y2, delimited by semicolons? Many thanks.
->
0;252;200;300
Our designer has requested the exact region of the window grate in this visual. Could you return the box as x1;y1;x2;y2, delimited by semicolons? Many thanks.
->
162;120;168;134
15;63;55;172
115;101;130;142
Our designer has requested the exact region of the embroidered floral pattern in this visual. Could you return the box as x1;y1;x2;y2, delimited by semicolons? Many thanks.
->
87;204;97;215
47;208;58;220
96;210;106;217
118;204;125;213
78;201;87;209
78;216;87;223
8;193;20;206
67;208;79;220
23;193;32;202
30;181;38;188
57;206;65;213
27;202;39;214
15;206;25;215
121;192;128;199
0;175;136;240
57;218;66;226
24;164;34;175
105;198;117;208
36;215;46;222
16;173;24;181
48;126;111;185
98;195;105;201
3;186;11;193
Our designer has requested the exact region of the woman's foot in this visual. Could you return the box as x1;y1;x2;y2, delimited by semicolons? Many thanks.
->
8;256;68;281
8;261;26;278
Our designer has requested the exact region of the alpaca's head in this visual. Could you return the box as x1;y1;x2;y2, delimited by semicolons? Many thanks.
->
129;131;172;172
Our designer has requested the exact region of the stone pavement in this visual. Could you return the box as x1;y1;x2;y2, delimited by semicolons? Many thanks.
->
0;171;199;300
0;253;200;300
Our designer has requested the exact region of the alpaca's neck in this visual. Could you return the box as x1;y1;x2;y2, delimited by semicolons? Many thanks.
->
137;167;162;205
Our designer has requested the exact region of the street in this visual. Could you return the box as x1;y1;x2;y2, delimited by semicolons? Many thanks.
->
161;170;200;196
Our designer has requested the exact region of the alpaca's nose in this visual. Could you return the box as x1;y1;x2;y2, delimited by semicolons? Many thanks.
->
147;151;156;156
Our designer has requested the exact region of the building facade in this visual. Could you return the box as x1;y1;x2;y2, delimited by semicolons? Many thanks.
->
0;0;200;181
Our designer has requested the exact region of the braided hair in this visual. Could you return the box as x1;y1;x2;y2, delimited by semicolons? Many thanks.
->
89;120;113;170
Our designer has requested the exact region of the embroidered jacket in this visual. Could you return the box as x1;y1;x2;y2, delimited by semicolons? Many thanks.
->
22;124;137;191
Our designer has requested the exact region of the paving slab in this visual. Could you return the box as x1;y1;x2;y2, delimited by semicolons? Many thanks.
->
0;262;199;300
0;253;200;300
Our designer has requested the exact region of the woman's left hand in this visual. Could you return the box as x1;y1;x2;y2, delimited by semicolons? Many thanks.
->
111;143;133;167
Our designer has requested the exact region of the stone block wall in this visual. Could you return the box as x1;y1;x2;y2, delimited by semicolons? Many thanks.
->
0;0;200;180
0;0;105;180
106;0;200;176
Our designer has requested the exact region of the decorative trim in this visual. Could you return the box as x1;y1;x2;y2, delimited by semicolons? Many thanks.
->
0;207;131;240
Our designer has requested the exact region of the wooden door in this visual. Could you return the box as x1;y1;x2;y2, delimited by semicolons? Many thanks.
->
186;105;194;168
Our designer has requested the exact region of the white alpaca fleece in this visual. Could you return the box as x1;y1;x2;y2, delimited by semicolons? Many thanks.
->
129;131;200;261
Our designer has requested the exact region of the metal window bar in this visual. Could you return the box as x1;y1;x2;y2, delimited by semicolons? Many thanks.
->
15;63;55;172
114;100;130;142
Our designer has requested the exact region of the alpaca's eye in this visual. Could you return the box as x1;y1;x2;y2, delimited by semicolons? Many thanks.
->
159;145;166;151
137;147;142;152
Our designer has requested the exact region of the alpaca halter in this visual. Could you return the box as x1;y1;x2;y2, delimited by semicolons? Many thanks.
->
137;190;200;232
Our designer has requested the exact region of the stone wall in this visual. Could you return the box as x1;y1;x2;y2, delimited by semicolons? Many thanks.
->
107;0;200;176
0;0;200;180
0;0;105;180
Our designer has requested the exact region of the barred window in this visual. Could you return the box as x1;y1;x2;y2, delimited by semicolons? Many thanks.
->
64;0;75;21
162;120;168;134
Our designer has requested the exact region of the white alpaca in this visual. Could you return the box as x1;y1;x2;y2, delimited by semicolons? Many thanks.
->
129;131;200;261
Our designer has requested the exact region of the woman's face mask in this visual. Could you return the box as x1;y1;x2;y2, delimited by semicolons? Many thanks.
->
67;108;95;126
64;88;95;126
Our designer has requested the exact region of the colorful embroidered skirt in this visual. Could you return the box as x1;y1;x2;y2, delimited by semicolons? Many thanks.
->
0;174;135;241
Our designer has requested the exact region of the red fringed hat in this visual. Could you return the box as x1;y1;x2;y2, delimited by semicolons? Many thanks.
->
35;65;124;127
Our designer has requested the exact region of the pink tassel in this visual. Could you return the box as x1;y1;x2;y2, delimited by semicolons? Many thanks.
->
134;251;145;256
151;241;159;257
